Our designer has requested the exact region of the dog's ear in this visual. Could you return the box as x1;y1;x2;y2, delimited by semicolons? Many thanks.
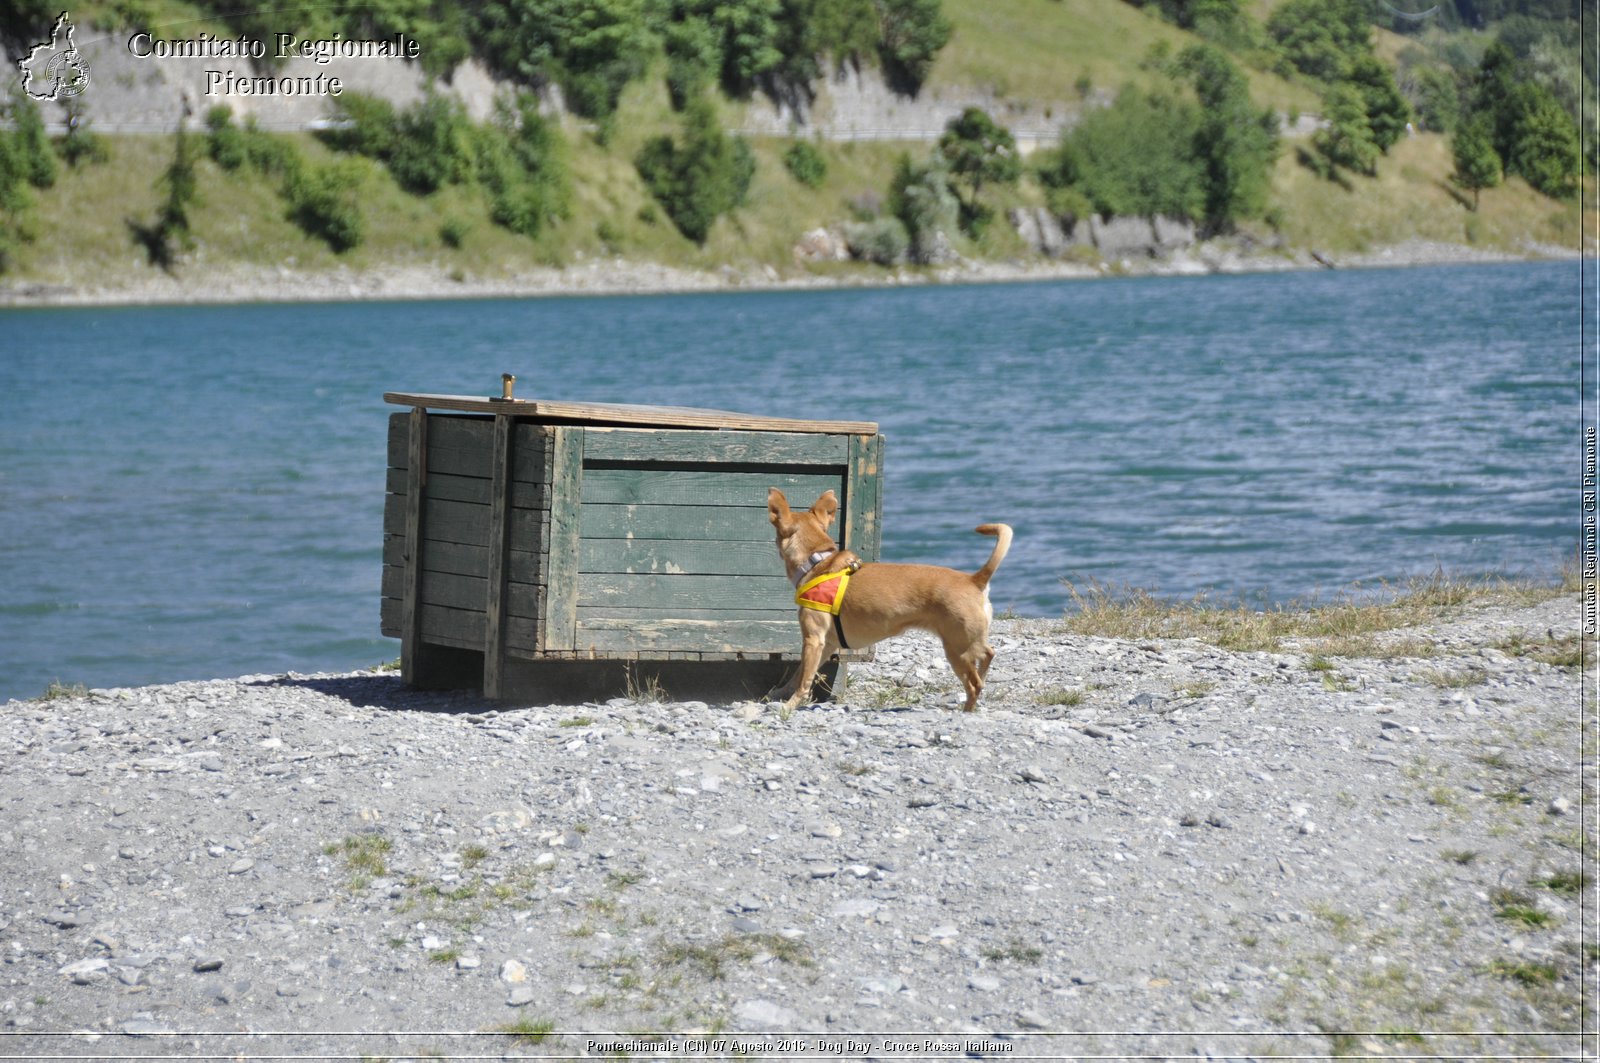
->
809;490;839;528
767;487;792;528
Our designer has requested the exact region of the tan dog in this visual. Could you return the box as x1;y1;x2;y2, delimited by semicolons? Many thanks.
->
767;488;1013;712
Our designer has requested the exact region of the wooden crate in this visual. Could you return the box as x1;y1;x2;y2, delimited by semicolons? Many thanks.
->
380;389;883;699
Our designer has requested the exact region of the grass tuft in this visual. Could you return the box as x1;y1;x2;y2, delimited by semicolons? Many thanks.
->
655;932;812;980
500;1017;556;1044
1061;573;1568;653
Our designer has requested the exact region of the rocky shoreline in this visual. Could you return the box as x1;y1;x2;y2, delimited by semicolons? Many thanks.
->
0;594;1591;1060
0;238;1575;309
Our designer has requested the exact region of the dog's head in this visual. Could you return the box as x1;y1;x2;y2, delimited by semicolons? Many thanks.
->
767;488;839;572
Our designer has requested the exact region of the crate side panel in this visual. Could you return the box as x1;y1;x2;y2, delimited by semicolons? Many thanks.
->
582;428;849;465
573;617;796;654
577;572;794;612
579;538;779;577
580;468;841;508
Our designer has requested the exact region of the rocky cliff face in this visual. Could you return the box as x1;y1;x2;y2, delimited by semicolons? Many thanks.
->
1008;207;1198;261
7;19;1078;148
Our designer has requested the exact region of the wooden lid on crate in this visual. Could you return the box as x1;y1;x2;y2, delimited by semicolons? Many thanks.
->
385;391;878;435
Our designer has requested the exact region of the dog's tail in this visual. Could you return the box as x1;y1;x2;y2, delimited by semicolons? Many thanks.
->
971;524;1013;589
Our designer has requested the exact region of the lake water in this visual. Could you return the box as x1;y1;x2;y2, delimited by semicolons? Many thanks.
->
0;260;1582;701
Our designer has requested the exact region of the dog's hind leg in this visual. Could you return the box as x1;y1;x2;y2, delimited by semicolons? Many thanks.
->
945;646;986;712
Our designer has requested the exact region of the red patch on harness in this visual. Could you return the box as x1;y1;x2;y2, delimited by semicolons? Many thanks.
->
797;571;846;611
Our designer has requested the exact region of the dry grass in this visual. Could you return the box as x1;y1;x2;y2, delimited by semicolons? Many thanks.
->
1266;131;1583;255
1061;572;1569;654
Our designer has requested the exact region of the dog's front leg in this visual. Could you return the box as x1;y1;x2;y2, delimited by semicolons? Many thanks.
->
782;611;836;710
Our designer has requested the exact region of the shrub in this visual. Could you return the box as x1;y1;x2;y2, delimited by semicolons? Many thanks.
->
55;95;108;167
7;88;55;190
205;105;299;178
388;93;476;194
205;105;249;170
477;93;570;239
634;99;754;244
286;160;365;251
889;151;960;262
1038;86;1203;221
320;92;398;159
783;140;828;188
844;216;909;264
938;107;1019;222
439;216;470;247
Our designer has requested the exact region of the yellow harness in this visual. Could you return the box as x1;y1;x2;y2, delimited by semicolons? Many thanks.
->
793;559;859;648
795;568;851;614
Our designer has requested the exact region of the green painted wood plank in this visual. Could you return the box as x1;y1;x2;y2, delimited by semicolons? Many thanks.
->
383;597;544;653
582;428;850;465
484;413;514;698
383;497;544;549
579;468;840;508
577;572;793;611
845;434;885;558
573;617;796;653
578;538;781;577
383;566;540;620
386;468;542;509
542;425;583;653
576;605;795;622
400;407;427;687
384;536;540;585
578;503;777;542
387;414;549;483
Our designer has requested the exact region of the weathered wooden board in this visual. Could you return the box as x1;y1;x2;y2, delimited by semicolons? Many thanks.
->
573;616;796;653
579;468;839;508
385;468;543;509
382;537;540;585
382;497;544;549
386;413;549;482
578;538;778;577
576;503;778;542
577;572;793;611
386;392;876;435
582;427;851;465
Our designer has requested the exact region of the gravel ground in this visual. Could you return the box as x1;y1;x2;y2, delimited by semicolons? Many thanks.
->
0;595;1592;1061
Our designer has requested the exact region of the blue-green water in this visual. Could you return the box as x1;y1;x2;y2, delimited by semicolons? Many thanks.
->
0;261;1582;701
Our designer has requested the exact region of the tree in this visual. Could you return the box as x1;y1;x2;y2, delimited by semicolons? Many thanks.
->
131;112;200;271
477;0;658;128
634;99;755;243
770;0;878;86
1349;53;1412;152
1177;44;1278;232
937;107;1020;225
1451;117;1501;210
875;0;951;93
1038;86;1204;221
1313;83;1380;176
1266;0;1372;81
1464;41;1580;198
1500;83;1578;197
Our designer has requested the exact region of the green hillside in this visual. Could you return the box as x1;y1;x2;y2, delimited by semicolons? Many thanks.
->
0;0;1586;295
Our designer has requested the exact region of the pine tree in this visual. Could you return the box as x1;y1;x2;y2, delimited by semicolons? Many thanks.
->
1451;118;1501;211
